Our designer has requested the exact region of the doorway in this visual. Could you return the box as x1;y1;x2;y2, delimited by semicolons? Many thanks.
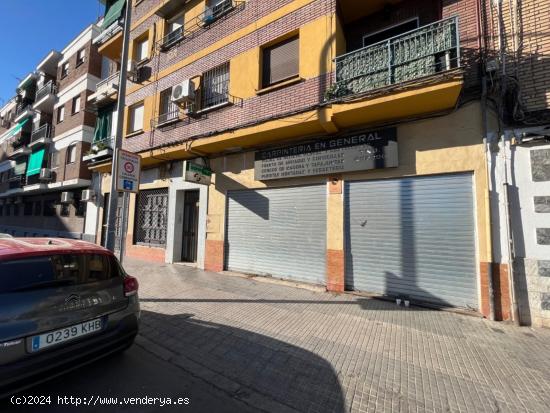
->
181;190;200;263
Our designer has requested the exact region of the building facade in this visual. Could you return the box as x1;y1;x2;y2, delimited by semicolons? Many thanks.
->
0;25;102;241
84;0;520;320
483;0;550;327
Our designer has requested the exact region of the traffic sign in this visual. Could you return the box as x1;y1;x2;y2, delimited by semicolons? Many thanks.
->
116;149;141;193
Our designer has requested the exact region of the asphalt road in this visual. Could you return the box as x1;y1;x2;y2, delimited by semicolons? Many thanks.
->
1;344;256;413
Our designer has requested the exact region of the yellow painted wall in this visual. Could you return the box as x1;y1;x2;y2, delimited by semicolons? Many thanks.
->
299;14;335;79
229;48;260;99
206;103;490;262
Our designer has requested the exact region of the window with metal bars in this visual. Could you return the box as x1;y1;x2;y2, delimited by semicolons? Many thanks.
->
201;62;230;110
134;188;169;247
158;87;180;125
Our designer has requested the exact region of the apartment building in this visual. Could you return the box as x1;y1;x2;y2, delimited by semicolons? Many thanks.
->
85;0;518;320
483;0;550;327
0;25;103;241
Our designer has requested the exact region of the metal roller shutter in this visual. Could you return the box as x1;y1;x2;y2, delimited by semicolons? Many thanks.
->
345;173;478;309
227;185;326;285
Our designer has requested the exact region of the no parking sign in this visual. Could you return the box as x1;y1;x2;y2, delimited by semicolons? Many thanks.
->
116;149;141;193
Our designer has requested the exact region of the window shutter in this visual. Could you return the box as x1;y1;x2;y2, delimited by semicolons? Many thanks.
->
263;36;299;87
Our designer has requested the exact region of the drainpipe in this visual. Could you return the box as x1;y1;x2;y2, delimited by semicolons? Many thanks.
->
482;75;495;321
501;137;520;325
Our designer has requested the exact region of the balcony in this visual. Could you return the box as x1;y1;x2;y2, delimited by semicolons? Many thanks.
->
330;17;460;99
88;72;119;105
202;0;236;26
83;136;114;163
326;17;464;129
13;102;35;124
159;27;184;51
9;140;31;159
29;124;52;147
33;81;57;113
152;109;181;129
8;174;26;190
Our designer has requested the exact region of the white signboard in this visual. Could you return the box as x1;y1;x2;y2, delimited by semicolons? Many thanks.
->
254;128;398;180
184;161;212;185
116;149;141;193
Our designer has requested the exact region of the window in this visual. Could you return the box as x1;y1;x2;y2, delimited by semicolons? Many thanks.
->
72;95;81;114
5;205;10;216
76;48;86;66
158;88;179;124
134;37;149;62
201;62;230;109
24;202;33;216
67;144;77;164
61;62;69;78
128;102;144;133
60;204;70;217
362;18;419;47
50;151;59;168
44;200;56;216
13;204;19;216
262;36;299;88
34;201;42;216
163;13;184;48
57;105;65;123
76;199;87;217
134;188;169;247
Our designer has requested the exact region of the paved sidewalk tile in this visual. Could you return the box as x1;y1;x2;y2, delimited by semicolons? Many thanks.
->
125;259;550;413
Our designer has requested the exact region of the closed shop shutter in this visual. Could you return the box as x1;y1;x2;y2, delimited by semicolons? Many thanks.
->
227;185;326;285
345;173;478;309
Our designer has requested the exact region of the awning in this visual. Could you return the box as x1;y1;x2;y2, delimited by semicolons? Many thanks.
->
2;118;30;141
26;148;45;177
102;0;125;30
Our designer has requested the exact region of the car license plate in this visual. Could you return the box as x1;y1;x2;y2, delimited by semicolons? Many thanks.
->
31;318;104;352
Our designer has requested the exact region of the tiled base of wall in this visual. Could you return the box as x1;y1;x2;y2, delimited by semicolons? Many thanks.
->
514;258;550;328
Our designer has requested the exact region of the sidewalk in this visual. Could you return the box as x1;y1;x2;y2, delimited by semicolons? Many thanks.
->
124;258;550;413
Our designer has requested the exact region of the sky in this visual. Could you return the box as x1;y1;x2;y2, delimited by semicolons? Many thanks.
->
0;0;103;106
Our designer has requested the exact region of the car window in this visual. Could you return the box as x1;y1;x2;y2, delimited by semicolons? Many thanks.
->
0;257;57;293
51;255;82;283
86;254;111;282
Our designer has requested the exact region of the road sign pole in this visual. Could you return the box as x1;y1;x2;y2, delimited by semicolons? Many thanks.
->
118;191;129;264
105;1;132;253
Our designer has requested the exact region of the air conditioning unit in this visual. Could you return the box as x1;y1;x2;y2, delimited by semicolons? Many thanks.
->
171;80;195;103
14;196;23;204
61;191;74;204
39;168;52;181
81;189;95;202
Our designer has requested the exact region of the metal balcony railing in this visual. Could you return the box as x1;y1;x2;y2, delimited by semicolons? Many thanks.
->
331;17;460;99
159;27;184;50
35;81;57;102
8;174;26;189
92;135;114;151
152;109;180;128
96;71;120;91
203;0;235;25
31;124;52;143
15;101;33;117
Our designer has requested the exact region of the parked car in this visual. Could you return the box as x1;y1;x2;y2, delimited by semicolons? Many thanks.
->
0;238;140;398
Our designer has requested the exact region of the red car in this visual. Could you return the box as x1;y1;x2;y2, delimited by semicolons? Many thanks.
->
0;238;140;398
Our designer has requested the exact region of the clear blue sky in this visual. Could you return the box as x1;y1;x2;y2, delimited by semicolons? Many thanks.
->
0;0;103;105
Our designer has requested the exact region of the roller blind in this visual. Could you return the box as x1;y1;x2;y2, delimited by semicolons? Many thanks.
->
262;36;299;87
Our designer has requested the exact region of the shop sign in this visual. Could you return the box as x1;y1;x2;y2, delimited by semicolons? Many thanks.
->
184;161;212;185
254;128;398;180
116;149;141;193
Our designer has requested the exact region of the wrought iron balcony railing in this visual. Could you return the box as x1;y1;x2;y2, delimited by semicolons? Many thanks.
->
15;101;33;117
331;17;460;99
203;0;235;25
35;81;57;102
152;109;181;128
31;123;52;143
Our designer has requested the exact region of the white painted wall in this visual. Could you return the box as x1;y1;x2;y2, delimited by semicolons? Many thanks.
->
166;179;208;269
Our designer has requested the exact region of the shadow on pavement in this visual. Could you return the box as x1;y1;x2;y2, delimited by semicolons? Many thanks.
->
140;310;347;413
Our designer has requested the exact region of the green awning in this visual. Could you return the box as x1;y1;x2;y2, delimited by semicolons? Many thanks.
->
5;118;30;139
102;0;125;30
26;148;45;177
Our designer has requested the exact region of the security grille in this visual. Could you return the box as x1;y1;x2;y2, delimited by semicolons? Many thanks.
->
201;62;229;109
134;188;169;247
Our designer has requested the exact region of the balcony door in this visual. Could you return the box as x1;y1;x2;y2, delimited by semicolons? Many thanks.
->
363;18;419;47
